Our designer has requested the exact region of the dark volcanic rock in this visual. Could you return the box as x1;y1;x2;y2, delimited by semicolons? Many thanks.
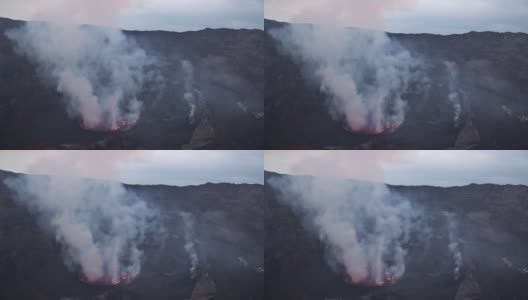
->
0;17;264;149
265;171;528;300
264;19;528;149
0;170;264;300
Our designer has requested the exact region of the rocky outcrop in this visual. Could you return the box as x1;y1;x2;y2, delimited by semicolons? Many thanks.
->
190;277;217;300
454;273;480;300
454;121;480;149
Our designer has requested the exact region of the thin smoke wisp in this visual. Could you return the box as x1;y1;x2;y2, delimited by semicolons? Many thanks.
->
181;60;199;124
180;211;199;278
444;212;463;280
444;61;463;126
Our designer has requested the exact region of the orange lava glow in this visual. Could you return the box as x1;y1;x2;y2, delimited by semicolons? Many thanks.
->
80;120;136;132
345;122;400;135
80;274;136;286
351;276;399;287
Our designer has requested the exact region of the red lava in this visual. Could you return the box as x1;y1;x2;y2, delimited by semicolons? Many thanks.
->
80;274;136;286
344;123;400;135
80;120;136;132
351;276;399;287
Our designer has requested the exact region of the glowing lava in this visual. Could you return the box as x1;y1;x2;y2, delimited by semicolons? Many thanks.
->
349;276;399;287
344;122;401;135
108;120;136;132
80;274;136;286
80;120;136;132
377;276;398;286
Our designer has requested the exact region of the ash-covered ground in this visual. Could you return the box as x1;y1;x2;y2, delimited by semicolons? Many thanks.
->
0;17;264;149
0;170;264;300
265;171;528;300
265;19;528;149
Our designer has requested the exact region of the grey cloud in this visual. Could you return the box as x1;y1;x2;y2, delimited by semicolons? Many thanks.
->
266;0;528;34
121;9;263;31
0;0;263;31
266;151;528;187
384;151;528;186
385;13;528;34
121;151;264;186
0;151;263;186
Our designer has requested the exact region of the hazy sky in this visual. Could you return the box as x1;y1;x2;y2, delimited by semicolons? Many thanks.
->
0;0;263;31
265;151;528;187
265;0;528;34
0;151;263;186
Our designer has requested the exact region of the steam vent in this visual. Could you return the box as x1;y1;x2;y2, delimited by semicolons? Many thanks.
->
1;0;528;300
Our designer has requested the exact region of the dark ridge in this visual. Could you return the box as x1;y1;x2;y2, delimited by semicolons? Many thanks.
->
0;16;263;34
0;168;262;188
264;170;528;189
264;18;528;36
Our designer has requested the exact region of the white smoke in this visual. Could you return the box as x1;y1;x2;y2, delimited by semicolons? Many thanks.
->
444;212;463;280
4;174;160;283
180;211;199;278
270;24;421;132
444;61;463;126
269;175;424;285
181;60;199;124
6;22;153;130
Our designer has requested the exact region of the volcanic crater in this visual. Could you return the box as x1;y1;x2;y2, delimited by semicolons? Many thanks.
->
0;170;264;300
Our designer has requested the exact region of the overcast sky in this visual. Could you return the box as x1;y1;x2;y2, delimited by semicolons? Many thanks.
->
265;0;528;34
0;151;263;186
0;0;263;31
265;151;528;187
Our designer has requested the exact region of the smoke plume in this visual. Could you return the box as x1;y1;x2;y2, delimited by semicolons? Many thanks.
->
180;211;199;278
444;61;463;126
4;174;160;284
181;60;199;124
6;21;154;131
444;212;463;280
269;175;425;285
270;23;421;133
